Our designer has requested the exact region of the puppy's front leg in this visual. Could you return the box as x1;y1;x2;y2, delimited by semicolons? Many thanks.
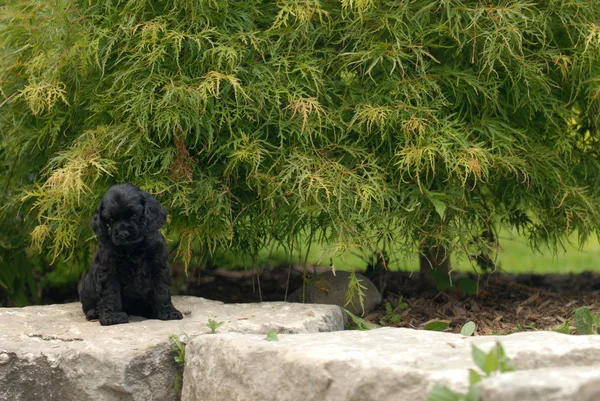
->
150;254;183;321
97;273;129;326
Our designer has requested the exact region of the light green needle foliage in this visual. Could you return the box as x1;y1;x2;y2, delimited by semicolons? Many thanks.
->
1;0;600;302
344;308;380;330
344;270;368;316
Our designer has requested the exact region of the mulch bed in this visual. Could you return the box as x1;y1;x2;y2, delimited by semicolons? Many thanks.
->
176;264;600;335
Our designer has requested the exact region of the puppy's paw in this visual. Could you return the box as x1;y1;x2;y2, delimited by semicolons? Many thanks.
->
86;308;99;321
157;307;183;321
99;312;129;326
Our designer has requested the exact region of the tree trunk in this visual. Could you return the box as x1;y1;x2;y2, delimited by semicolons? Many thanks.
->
419;244;450;282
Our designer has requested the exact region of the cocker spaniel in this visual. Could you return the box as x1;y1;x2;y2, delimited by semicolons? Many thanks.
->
78;183;183;325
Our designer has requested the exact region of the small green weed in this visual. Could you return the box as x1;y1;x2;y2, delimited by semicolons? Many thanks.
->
551;320;573;334
168;334;188;393
168;334;186;364
553;307;600;335
573;307;600;334
426;342;515;401
515;321;537;331
207;319;225;334
379;299;407;325
264;330;279;341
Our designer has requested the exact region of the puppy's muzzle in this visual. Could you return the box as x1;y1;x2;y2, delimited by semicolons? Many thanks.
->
115;228;130;240
111;224;141;245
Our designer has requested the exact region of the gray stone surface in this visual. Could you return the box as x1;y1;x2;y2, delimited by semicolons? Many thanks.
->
287;271;382;316
479;367;600;401
181;327;600;401
0;296;344;401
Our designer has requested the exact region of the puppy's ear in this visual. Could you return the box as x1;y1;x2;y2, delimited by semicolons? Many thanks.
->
142;191;167;233
91;201;109;241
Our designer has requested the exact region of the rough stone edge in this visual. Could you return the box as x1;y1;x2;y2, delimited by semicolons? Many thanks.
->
0;300;346;401
180;329;600;401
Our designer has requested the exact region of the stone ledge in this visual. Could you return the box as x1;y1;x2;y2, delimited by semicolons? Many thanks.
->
181;327;600;401
480;367;600;401
0;296;344;401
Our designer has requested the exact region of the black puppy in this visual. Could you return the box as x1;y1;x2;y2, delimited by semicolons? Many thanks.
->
78;183;183;325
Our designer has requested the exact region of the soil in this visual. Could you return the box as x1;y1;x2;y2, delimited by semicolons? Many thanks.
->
173;264;600;335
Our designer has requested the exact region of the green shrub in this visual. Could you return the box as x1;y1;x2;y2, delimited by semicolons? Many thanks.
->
1;1;600;303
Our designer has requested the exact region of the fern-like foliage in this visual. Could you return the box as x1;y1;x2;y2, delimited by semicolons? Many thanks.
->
1;0;600;296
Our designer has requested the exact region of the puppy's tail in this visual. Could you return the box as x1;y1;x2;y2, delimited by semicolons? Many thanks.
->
78;273;98;318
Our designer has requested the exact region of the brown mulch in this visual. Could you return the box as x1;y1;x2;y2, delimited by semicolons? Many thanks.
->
375;271;600;335
175;264;600;335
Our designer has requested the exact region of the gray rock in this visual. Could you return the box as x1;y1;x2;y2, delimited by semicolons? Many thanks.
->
287;271;382;316
0;296;344;401
479;367;600;401
181;327;600;401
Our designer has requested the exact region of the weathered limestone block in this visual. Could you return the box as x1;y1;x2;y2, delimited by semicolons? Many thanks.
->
479;367;600;401
182;327;600;401
0;296;344;401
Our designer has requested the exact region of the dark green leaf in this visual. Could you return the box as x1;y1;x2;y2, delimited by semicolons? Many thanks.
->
423;321;450;331
574;307;596;335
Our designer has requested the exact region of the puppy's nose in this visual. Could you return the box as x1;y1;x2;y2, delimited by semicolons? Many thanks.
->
115;229;130;239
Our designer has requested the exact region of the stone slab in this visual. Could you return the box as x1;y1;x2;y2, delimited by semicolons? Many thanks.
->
0;296;344;401
181;327;600;401
480;367;600;401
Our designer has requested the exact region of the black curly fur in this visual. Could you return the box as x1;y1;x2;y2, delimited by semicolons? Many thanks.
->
78;183;183;326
